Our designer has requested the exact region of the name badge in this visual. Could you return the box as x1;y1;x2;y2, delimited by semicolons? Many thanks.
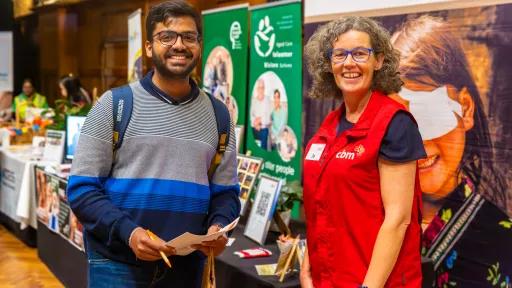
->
305;143;326;161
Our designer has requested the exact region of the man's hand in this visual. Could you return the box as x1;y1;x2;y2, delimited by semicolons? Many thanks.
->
253;117;262;130
128;227;176;261
192;225;228;257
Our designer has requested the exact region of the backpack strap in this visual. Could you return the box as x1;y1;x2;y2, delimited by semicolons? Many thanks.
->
205;92;231;182
111;85;134;154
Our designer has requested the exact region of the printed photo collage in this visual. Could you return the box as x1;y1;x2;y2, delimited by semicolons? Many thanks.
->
35;166;84;251
237;154;263;214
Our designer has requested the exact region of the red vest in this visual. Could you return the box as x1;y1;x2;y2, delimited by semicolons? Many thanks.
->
303;91;422;288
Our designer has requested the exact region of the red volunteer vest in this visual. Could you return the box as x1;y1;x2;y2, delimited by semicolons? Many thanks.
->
303;91;422;288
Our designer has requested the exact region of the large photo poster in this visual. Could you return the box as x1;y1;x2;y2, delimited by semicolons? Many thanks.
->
247;0;302;182
202;4;249;131
35;167;84;251
303;3;512;287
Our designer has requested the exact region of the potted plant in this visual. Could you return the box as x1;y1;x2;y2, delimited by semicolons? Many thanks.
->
47;99;91;131
271;180;303;233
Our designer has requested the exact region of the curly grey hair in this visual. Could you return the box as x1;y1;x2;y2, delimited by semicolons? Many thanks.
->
304;16;402;99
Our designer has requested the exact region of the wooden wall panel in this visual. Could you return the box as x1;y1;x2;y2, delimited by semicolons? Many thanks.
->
77;0;143;95
39;11;60;104
75;2;103;97
34;0;274;101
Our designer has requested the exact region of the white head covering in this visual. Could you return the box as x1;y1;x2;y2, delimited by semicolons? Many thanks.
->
400;86;463;140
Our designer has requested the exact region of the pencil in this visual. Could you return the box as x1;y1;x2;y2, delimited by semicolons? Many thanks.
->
146;229;172;268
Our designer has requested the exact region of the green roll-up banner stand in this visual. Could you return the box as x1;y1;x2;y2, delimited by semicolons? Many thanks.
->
202;4;249;152
247;0;302;183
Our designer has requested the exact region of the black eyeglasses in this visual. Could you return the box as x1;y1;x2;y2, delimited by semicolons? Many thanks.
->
152;30;201;47
327;47;374;64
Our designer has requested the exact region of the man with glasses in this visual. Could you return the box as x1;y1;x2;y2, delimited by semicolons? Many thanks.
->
67;1;240;287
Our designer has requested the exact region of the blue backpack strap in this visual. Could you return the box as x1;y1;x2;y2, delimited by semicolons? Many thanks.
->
205;92;231;181
111;85;133;153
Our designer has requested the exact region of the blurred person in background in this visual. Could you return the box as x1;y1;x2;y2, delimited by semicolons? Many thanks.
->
59;75;91;108
12;78;48;120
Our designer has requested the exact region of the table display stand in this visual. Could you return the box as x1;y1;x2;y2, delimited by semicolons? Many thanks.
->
37;220;87;288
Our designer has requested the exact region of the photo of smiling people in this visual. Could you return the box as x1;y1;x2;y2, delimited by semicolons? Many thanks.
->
277;126;297;162
236;154;263;214
250;71;288;151
203;46;238;123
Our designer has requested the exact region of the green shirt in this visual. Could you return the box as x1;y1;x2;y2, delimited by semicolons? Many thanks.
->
271;107;287;137
13;92;49;120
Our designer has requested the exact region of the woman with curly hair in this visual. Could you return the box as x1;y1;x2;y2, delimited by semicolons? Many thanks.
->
301;16;426;287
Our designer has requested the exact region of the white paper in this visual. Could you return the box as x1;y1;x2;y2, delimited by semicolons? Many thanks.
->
43;130;65;164
165;217;239;255
227;237;236;247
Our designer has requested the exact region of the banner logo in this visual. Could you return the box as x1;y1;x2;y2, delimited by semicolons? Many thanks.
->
230;21;243;50
254;16;275;57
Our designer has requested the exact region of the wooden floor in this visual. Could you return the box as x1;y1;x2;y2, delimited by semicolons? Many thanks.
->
0;225;63;288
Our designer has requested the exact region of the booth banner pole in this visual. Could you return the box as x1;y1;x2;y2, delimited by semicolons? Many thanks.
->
128;9;143;82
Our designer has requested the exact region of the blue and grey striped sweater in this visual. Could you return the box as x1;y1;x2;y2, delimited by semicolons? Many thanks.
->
67;73;240;267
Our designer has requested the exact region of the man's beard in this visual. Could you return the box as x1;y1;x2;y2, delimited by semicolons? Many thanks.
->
152;47;198;79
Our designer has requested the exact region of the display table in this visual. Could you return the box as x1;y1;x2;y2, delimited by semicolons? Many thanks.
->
0;146;49;246
37;219;87;288
35;217;434;287
29;167;434;287
217;225;435;288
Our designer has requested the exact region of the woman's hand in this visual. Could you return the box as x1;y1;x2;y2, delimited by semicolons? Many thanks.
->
300;247;314;288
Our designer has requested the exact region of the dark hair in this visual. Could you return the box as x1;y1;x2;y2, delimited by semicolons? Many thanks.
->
304;16;402;99
273;89;280;96
146;0;201;40
59;75;90;105
22;78;34;86
392;15;506;209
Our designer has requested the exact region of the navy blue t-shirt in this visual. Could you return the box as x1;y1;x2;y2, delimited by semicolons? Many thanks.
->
338;111;426;162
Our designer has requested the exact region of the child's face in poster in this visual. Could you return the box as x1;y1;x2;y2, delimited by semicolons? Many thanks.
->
390;80;475;200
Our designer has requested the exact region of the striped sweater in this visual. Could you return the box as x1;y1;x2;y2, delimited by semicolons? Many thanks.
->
67;72;240;266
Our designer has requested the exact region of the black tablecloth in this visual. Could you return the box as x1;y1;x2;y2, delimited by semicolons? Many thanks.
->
216;225;301;288
37;220;87;288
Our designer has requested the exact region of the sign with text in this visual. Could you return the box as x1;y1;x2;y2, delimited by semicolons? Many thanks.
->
246;1;302;182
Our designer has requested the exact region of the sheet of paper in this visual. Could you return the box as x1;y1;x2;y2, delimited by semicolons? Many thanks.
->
255;264;277;276
226;237;236;247
165;217;239;255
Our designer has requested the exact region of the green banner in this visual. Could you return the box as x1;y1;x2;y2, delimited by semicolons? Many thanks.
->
202;4;249;132
247;1;302;182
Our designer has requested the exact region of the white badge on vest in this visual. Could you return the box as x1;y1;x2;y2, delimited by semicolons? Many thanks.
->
305;143;326;161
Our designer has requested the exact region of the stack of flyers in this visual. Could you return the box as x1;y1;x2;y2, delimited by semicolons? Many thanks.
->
234;247;272;259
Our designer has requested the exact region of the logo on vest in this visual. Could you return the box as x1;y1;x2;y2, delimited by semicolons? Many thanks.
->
354;144;365;156
336;144;365;160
